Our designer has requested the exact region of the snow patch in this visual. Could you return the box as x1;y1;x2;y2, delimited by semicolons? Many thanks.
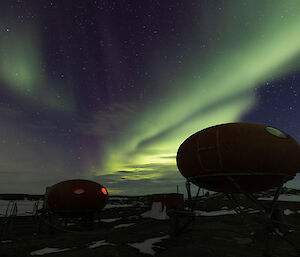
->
105;203;135;209
101;218;122;223
1;240;12;243
129;235;169;255
195;209;237;216
258;194;300;202
284;209;294;215
136;201;146;207
30;247;70;255
109;197;129;201
141;202;169;220
88;240;115;249
195;209;259;216
113;223;135;229
128;215;139;219
274;228;284;236
234;237;252;245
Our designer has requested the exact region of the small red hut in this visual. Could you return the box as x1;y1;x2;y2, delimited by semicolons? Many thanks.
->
148;193;184;212
44;179;109;213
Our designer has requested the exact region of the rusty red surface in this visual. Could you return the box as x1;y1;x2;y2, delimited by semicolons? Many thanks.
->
46;179;109;212
177;123;300;193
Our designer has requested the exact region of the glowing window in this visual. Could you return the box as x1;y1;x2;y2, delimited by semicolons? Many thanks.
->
101;187;107;195
72;187;85;195
265;126;288;139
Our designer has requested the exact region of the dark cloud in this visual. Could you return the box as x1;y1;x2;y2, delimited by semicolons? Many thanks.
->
125;163;176;170
94;164;186;195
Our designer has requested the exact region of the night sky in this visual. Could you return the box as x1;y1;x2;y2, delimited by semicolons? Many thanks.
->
1;0;300;195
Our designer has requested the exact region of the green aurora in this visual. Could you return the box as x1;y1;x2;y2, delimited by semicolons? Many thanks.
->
92;1;300;194
0;1;300;194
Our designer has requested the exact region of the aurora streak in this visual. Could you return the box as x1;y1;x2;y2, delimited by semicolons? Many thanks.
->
94;1;300;194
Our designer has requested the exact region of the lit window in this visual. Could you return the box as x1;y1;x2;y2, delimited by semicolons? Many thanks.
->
265;126;288;139
72;187;85;195
101;187;107;195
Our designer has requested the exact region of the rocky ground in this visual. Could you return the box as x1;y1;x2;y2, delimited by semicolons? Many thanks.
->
1;188;300;257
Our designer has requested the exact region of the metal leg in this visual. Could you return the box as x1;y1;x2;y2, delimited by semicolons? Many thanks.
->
168;180;199;236
226;175;291;240
191;187;201;211
186;180;192;210
226;176;267;214
225;193;243;215
268;182;284;219
186;180;192;202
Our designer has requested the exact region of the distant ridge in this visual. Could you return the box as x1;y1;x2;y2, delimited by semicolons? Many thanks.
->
0;187;299;201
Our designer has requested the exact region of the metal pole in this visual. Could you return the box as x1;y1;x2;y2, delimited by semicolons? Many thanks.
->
186;180;192;210
225;193;243;215
226;175;267;213
191;187;201;211
186;180;192;201
268;181;284;218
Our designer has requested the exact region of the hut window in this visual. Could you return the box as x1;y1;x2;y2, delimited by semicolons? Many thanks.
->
265;126;288;139
72;187;85;195
101;187;107;195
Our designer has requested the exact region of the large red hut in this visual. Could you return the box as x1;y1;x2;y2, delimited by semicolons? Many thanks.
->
177;123;300;193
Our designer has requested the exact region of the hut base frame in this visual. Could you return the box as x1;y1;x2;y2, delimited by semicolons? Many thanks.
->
168;172;300;255
38;209;102;234
170;173;294;236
